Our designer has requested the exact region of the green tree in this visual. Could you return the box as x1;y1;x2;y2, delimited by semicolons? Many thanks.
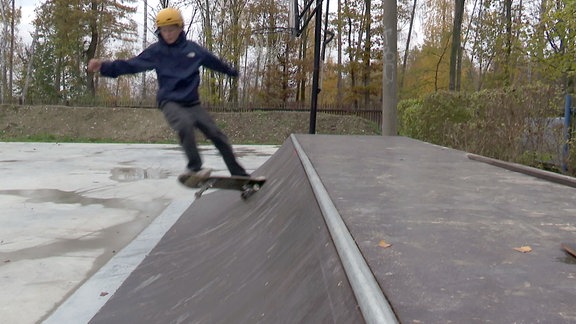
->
86;0;138;96
242;0;299;106
527;0;576;92
407;0;453;94
0;0;22;103
28;0;137;102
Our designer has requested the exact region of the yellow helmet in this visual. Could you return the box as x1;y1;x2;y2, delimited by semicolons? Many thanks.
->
156;8;183;28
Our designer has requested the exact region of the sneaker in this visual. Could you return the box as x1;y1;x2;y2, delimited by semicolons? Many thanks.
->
178;168;212;187
232;171;250;177
193;168;212;179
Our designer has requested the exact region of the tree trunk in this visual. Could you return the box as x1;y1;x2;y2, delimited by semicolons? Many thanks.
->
400;0;417;92
504;0;512;86
449;0;464;91
9;0;14;101
140;0;147;102
22;32;39;104
86;1;99;97
362;0;371;108
337;0;343;107
298;30;308;102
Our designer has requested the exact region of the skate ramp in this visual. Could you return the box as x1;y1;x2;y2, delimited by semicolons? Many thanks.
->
58;134;576;323
89;138;365;323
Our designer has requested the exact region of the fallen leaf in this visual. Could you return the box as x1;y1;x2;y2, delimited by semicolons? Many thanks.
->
100;292;109;297
514;246;532;253
378;240;392;248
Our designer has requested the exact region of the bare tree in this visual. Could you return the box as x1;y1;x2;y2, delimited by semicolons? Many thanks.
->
400;0;417;91
141;0;148;101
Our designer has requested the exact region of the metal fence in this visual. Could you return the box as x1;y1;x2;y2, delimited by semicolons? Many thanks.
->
203;104;383;129
9;96;383;130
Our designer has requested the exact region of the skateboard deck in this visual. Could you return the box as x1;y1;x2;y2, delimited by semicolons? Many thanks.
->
561;242;576;258
179;173;266;199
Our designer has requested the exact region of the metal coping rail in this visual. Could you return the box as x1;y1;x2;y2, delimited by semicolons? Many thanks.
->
467;153;576;188
290;134;398;324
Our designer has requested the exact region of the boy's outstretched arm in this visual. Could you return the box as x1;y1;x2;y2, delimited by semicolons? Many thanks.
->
86;50;156;78
87;59;102;73
199;47;239;77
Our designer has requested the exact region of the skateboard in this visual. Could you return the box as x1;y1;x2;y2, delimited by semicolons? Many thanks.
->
561;242;576;258
179;173;266;200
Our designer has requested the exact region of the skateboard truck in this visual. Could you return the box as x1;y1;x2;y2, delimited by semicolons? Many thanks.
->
239;182;262;200
191;177;265;200
195;178;217;199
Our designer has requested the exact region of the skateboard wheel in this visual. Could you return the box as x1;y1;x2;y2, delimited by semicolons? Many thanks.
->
241;189;255;200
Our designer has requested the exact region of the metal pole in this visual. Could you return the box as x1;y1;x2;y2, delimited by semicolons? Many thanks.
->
381;0;398;135
308;0;322;134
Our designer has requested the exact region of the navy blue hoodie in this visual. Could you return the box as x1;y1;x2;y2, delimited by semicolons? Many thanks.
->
99;31;237;106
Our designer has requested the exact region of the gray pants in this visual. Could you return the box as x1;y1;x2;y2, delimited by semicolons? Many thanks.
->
160;102;248;176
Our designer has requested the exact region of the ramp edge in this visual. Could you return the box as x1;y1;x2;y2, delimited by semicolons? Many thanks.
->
291;134;398;324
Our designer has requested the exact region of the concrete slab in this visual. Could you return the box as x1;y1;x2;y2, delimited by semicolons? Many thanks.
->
0;142;278;324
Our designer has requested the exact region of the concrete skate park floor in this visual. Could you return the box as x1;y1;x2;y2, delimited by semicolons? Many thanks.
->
0;142;278;324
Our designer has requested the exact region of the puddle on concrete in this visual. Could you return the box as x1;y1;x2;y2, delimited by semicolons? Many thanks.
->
110;167;171;182
0;188;170;263
0;188;168;210
0;203;170;281
0;189;106;206
234;147;278;157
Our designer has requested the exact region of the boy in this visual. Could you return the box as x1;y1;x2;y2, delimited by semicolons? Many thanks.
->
87;7;249;181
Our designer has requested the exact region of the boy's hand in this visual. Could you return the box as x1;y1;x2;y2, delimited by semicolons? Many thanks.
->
228;67;239;77
87;59;102;73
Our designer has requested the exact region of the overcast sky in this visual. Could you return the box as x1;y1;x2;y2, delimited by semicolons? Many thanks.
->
19;0;37;43
16;1;423;53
